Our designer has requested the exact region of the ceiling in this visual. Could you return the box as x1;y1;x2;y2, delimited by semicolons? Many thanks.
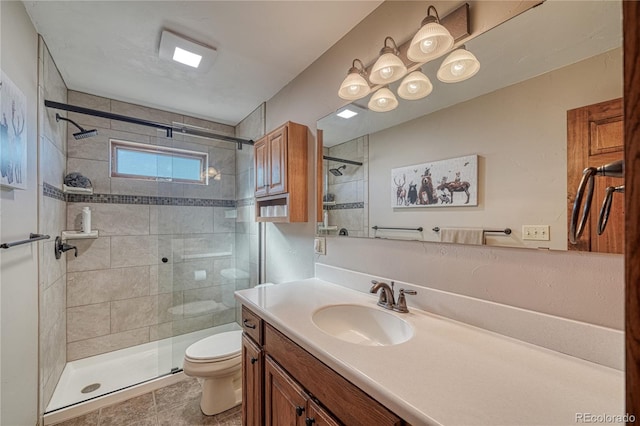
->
23;1;383;125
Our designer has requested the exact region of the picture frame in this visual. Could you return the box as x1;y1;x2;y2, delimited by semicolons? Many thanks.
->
0;70;28;190
391;154;478;208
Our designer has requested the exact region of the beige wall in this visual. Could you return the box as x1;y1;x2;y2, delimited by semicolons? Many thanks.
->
0;2;40;424
368;48;622;249
63;91;242;361
263;1;624;330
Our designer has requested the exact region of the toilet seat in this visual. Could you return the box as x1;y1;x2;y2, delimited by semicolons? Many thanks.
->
185;330;242;363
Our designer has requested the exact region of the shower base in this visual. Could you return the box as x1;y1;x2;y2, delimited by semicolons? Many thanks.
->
44;322;241;425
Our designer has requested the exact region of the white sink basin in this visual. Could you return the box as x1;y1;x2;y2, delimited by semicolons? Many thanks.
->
311;304;414;346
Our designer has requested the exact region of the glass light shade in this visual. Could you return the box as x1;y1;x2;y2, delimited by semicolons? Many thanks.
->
437;48;480;83
368;87;399;112
338;71;371;100
407;22;454;63
397;71;433;100
370;53;407;85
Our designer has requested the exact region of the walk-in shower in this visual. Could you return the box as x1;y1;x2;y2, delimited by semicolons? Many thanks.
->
41;97;258;422
321;146;368;237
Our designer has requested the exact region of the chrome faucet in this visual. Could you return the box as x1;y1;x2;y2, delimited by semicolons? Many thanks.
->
393;288;417;313
369;280;395;309
370;280;417;313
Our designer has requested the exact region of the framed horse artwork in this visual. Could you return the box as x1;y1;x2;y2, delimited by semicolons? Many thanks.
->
391;155;478;208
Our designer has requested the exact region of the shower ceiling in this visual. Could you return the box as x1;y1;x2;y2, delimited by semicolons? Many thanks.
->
23;1;382;125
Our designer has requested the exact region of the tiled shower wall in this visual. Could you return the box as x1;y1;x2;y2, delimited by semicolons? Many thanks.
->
63;90;246;361
37;38;68;410
323;135;368;237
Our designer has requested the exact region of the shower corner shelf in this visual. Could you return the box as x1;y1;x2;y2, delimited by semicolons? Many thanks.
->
61;230;99;240
62;184;94;195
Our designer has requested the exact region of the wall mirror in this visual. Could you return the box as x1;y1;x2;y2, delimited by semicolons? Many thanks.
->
317;0;623;251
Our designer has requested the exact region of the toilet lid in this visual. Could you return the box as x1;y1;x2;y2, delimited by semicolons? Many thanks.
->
185;330;242;361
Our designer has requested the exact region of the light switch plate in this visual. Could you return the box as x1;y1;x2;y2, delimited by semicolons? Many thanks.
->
314;237;326;255
522;225;550;241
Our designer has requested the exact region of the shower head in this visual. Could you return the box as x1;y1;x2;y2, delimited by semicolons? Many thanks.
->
56;113;98;140
329;165;347;176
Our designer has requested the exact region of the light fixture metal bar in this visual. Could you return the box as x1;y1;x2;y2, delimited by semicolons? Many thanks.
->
363;3;470;78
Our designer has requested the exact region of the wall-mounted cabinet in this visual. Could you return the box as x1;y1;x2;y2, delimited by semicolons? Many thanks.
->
255;122;308;223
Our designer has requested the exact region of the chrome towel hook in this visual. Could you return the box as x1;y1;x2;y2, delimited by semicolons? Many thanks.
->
569;160;624;244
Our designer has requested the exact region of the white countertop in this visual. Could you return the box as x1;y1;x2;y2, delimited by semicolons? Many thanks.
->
235;279;624;426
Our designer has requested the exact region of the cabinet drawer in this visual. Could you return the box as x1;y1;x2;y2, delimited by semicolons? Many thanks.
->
242;306;263;344
264;324;403;426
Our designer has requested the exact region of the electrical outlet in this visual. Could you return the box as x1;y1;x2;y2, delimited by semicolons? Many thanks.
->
314;237;326;255
522;225;550;241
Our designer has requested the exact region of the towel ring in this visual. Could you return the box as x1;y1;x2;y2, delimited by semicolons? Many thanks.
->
597;185;624;236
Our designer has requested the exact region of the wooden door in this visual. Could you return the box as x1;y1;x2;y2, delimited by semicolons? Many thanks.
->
305;400;340;426
265;356;307;426
242;335;263;426
624;1;640;420
268;125;288;195
567;98;624;253
255;136;268;197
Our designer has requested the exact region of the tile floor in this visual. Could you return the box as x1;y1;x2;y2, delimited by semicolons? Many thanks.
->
53;377;241;426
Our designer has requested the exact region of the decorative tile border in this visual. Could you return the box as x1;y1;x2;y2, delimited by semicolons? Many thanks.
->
327;202;364;210
43;183;236;207
236;197;255;207
43;182;65;201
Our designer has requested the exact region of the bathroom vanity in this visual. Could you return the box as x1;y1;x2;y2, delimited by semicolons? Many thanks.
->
241;305;403;425
235;279;623;426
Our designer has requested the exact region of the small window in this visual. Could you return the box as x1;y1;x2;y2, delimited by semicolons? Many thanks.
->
110;140;208;184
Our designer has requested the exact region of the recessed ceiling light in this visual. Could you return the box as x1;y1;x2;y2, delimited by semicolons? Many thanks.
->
159;30;217;73
337;109;359;119
172;47;202;68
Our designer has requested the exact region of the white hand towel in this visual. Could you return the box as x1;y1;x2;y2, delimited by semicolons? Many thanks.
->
439;228;484;245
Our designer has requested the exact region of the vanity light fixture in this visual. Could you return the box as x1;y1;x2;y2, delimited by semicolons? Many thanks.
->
437;46;480;83
407;6;454;63
397;70;433;100
159;30;217;72
368;87;399;112
369;37;407;85
338;59;371;101
206;166;221;181
337;4;478;112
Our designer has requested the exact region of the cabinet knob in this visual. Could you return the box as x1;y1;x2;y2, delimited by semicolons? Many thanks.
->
243;319;256;329
250;356;258;365
305;418;316;425
295;406;305;417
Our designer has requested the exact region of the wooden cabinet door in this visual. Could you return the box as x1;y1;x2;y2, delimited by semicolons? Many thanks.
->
242;335;263;426
265;356;307;426
254;136;268;197
305;400;340;426
268;125;288;195
567;98;624;253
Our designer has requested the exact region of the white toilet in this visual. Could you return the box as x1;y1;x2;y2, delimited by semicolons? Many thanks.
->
183;329;243;416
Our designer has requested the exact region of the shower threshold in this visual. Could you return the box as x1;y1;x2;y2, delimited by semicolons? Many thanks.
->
44;322;240;424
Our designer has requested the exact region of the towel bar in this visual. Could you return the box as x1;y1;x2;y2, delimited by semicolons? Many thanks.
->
0;233;50;249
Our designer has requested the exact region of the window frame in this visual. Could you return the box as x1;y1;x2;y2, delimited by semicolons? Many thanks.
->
110;139;209;185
